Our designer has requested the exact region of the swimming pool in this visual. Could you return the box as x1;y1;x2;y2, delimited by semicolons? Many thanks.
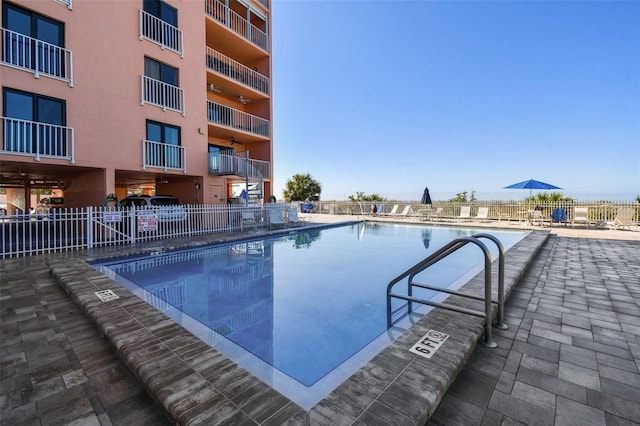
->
95;222;526;409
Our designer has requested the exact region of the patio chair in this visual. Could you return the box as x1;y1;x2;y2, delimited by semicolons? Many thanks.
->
571;207;590;228
530;210;545;227
475;207;489;222
457;206;471;222
607;208;635;231
267;207;287;229
287;206;308;227
240;209;257;231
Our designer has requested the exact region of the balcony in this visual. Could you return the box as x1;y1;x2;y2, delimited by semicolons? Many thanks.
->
1;28;74;87
142;139;186;173
209;149;270;178
141;75;185;115
139;10;183;57
56;0;72;9
205;0;268;52
207;101;269;137
1;117;75;163
206;47;268;95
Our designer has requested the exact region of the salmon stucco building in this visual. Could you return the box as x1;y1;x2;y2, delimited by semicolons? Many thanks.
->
1;0;273;210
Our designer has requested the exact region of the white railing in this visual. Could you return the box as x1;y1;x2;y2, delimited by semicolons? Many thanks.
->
209;151;270;178
56;0;72;9
206;47;269;94
141;75;185;115
1;117;75;163
142;139;186;173
207;101;269;137
205;0;268;52
2;201;638;258
1;28;74;86
0;204;291;258
139;10;183;57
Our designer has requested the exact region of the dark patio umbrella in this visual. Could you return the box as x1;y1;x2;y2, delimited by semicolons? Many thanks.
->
503;179;562;198
420;186;432;205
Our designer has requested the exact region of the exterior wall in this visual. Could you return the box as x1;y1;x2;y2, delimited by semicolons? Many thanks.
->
1;0;272;208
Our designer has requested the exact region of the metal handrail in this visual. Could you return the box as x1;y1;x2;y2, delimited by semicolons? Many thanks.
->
386;235;506;348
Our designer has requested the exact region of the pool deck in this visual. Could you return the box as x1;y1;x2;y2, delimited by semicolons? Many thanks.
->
1;214;639;425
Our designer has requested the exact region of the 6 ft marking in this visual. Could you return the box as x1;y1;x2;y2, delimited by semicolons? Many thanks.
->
409;330;449;359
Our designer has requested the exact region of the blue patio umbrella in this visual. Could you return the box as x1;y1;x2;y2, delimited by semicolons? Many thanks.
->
504;179;562;198
239;188;248;200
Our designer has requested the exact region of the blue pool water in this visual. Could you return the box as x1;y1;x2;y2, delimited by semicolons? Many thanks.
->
95;223;526;408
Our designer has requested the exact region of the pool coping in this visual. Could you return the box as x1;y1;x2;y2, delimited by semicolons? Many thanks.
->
46;223;549;425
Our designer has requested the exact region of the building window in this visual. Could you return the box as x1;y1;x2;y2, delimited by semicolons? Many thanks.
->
143;0;177;26
145;120;181;169
144;57;178;86
2;88;67;156
2;3;66;76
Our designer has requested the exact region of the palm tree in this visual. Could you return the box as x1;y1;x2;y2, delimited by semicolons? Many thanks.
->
283;173;322;202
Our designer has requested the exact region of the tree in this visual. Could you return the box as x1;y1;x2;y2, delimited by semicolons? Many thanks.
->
448;190;476;203
347;192;384;202
283;173;322;202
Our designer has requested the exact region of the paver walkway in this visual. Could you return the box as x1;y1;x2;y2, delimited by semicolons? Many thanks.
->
429;235;640;425
2;221;639;425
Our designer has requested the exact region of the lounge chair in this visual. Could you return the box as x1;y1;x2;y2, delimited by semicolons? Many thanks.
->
424;207;443;221
287;206;308;226
393;205;411;218
475;207;489;222
607;208;635;231
380;205;398;216
571;207;590;228
267;207;287;229
457;206;471;221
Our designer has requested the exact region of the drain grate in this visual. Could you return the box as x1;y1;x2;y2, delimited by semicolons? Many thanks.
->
95;289;119;302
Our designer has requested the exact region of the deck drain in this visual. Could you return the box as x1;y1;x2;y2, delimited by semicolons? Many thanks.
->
95;289;119;302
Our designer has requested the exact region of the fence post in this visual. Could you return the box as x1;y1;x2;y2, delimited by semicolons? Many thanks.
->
87;206;94;249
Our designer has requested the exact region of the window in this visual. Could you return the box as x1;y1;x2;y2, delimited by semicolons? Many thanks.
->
2;88;67;156
146;120;181;168
2;3;65;74
144;57;178;86
143;0;177;26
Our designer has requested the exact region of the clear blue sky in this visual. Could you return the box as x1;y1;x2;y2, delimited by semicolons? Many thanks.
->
271;0;640;202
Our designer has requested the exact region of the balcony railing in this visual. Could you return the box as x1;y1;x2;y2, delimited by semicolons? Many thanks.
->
56;0;72;9
141;75;185;115
205;0;268;52
142;139;186;173
209;150;270;178
1;28;74;86
1;117;75;163
139;10;183;57
206;47;269;95
207;101;269;137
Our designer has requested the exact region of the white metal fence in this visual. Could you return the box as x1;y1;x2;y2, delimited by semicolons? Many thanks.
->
0;203;286;259
139;10;184;57
2;201;637;258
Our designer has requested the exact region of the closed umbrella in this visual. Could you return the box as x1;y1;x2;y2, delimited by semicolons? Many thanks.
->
420;186;432;205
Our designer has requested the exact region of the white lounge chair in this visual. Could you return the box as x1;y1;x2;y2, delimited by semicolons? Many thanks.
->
267;207;287;229
530;210;545;227
457;206;471;221
287;206;308;226
607;208;635;231
380;205;398;216
572;207;590;228
475;207;489;222
392;205;411;218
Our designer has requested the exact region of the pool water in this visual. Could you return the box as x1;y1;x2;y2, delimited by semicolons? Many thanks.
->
95;223;526;408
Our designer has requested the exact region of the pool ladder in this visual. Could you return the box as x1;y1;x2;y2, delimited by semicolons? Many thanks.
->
386;233;506;348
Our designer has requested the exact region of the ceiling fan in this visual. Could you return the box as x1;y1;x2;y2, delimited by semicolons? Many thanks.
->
236;95;250;104
229;137;243;145
208;84;221;93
